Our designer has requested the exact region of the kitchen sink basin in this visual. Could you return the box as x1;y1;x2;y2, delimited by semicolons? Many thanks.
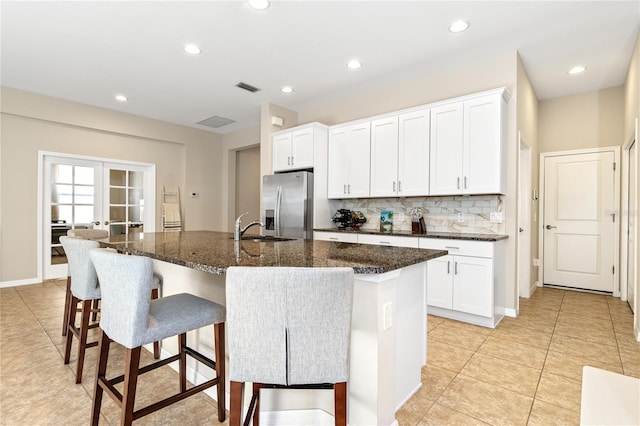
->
233;236;295;242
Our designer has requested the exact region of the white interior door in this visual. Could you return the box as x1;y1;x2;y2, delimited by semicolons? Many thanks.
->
44;156;104;279
543;151;616;292
627;140;637;312
42;154;155;279
518;138;532;298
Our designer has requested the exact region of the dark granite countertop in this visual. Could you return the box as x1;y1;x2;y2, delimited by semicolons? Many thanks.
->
97;231;447;276
314;228;508;242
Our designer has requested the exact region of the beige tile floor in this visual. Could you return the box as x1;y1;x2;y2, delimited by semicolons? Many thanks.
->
397;286;640;426
1;281;638;425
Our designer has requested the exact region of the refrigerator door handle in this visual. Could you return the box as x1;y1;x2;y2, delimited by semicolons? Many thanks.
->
275;185;282;236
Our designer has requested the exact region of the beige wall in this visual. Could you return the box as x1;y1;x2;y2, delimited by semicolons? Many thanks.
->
0;87;223;283
235;146;261;232
623;31;639;338
221;124;261;231
538;86;625;153
296;50;521;314
516;54;540;295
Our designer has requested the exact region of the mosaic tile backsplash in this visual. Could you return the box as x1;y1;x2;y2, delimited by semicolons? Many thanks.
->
340;195;505;234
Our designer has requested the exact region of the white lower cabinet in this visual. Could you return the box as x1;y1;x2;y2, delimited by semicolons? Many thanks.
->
420;238;504;328
313;231;358;243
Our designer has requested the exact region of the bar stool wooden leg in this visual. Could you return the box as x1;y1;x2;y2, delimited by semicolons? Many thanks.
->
121;347;142;426
62;276;71;336
252;383;263;426
215;323;226;422
91;299;100;322
178;333;187;393
64;295;79;365
91;330;111;426
230;381;244;426
334;382;347;426
75;299;92;384
151;288;160;359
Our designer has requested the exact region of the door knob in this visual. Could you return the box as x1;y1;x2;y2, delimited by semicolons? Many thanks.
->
519;227;524;232
92;221;101;226
545;225;556;230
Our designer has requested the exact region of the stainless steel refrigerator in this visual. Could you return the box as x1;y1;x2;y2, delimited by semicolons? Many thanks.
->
262;171;313;239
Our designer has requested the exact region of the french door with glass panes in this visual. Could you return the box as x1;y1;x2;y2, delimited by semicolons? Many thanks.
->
43;155;155;279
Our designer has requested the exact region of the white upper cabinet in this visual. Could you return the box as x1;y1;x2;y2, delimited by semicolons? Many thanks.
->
370;110;430;197
370;116;399;197
328;122;371;199
430;89;506;195
397;109;430;196
272;124;317;172
429;103;464;195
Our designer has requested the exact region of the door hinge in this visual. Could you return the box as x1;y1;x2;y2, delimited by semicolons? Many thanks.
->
613;162;616;171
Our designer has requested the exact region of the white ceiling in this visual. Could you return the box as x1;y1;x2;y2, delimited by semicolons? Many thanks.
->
1;1;639;134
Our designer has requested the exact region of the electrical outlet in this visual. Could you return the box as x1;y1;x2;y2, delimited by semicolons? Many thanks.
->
490;211;503;223
457;213;465;223
383;302;392;330
397;212;405;222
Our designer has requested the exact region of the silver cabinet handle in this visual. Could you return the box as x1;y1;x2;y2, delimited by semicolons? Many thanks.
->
329;237;338;241
393;181;396;192
343;184;347;194
444;246;460;250
464;177;467;189
104;221;110;225
291;156;294;165
348;184;351;194
546;225;557;229
455;262;458;274
92;221;101;226
380;241;391;245
447;261;450;274
287;156;291;166
457;177;460;189
519;227;524;232
398;181;402;192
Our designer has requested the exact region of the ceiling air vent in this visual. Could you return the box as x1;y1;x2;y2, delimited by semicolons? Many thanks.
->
235;82;261;93
197;115;236;128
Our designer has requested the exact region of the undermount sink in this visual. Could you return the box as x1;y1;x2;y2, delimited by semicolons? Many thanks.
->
233;235;295;242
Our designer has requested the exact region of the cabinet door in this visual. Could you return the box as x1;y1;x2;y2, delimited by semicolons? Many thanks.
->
430;102;464;195
370;116;399;197
291;127;314;169
328;127;348;198
463;95;503;194
344;122;371;198
452;256;493;317
273;132;292;172
398;109;430;196
426;255;453;309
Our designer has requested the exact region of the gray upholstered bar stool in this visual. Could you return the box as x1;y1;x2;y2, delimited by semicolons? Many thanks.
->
62;229;108;337
226;266;354;426
60;236;162;384
89;248;226;426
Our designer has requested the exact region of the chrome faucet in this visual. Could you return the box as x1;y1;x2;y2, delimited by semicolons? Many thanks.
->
234;212;264;241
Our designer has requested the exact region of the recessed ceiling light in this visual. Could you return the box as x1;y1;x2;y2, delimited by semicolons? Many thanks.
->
347;59;362;70
184;44;201;55
449;20;470;33
115;94;127;102
281;86;294;94
248;0;270;10
568;65;587;75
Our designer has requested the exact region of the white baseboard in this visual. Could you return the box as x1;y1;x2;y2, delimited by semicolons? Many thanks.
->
0;277;41;288
503;308;517;318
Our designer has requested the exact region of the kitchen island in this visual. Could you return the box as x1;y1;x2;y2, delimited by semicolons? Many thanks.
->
99;231;447;426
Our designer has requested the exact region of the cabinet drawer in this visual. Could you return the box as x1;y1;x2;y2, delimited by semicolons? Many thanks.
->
314;231;358;243
357;234;419;248
418;238;493;258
